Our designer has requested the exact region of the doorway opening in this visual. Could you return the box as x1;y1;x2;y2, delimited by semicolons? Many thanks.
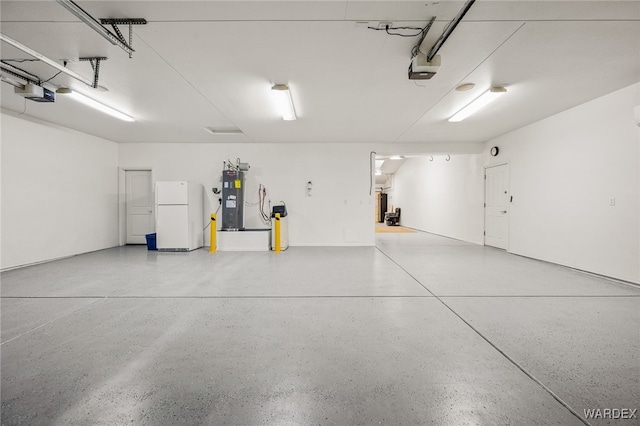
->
119;168;154;245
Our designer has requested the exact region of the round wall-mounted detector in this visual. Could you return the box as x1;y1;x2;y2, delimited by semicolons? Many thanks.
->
490;146;499;156
455;83;475;92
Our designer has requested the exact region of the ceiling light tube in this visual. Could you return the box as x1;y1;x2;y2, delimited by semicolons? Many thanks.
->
0;32;95;87
56;0;133;55
58;88;134;122
271;84;296;121
449;86;507;122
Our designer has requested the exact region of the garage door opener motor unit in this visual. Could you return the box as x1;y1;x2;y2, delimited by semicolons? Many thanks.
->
14;84;55;102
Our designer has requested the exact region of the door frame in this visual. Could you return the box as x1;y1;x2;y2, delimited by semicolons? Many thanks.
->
118;167;154;246
484;162;510;250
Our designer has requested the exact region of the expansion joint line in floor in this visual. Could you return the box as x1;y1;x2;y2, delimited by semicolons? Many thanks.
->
375;247;593;426
0;299;106;347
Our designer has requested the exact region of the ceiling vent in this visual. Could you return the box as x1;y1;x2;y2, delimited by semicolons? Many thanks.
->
205;127;243;135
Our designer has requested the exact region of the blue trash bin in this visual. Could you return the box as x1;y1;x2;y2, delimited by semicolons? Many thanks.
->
145;233;157;250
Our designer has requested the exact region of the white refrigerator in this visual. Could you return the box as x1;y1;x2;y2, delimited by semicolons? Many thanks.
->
155;181;204;251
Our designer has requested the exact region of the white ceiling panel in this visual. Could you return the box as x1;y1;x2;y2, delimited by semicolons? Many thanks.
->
1;0;639;146
398;19;640;143
0;1;352;22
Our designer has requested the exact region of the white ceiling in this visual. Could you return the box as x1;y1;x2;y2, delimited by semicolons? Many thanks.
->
1;1;639;145
375;156;406;184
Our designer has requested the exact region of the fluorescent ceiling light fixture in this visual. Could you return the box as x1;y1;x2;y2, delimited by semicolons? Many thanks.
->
271;84;296;121
375;171;382;176
57;88;134;122
449;87;507;123
56;0;133;55
389;155;404;160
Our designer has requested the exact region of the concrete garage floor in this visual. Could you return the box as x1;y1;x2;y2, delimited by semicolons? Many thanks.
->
1;232;638;425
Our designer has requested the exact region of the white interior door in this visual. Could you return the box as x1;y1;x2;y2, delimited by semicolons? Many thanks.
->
485;164;509;249
126;170;154;244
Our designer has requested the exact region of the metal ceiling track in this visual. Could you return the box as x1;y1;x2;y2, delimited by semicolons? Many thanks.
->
0;32;95;87
0;60;39;85
0;74;26;89
0;65;33;88
427;0;476;61
56;0;146;58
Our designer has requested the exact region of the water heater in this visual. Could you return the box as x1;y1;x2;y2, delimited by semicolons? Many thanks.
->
221;170;245;230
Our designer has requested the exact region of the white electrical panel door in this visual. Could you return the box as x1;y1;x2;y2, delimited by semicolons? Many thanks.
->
157;205;190;250
156;181;189;205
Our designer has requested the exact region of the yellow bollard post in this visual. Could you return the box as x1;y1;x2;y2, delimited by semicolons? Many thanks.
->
274;213;281;253
209;213;217;253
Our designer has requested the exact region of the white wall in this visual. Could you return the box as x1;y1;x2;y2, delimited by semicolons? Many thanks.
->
389;83;639;283
485;83;640;283
119;143;375;247
1;112;119;270
6;82;636;281
391;154;485;244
